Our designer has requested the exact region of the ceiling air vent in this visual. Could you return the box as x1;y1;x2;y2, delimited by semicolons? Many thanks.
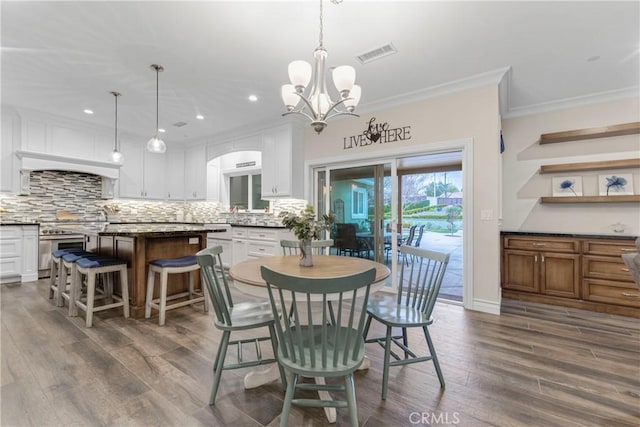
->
356;43;397;64
173;121;188;127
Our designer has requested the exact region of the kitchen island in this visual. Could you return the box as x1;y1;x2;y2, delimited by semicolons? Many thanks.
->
82;223;222;318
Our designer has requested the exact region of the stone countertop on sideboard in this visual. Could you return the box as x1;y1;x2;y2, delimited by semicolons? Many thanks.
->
0;221;40;226
229;223;286;229
500;231;638;240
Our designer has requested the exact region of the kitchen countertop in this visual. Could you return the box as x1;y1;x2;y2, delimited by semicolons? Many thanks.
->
0;222;39;226
500;231;637;240
229;223;286;228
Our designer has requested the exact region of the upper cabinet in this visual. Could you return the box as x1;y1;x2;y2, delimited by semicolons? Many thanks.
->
261;124;303;198
119;139;166;199
185;145;206;200
166;147;185;200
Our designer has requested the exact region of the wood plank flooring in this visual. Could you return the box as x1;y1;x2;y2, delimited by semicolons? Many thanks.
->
1;279;638;426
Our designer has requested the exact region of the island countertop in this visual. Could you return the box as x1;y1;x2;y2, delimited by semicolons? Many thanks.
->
72;223;223;237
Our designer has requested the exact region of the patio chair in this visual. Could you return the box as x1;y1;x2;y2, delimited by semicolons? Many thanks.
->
196;246;286;405
260;265;376;427
334;223;368;257
413;225;425;247
363;245;450;400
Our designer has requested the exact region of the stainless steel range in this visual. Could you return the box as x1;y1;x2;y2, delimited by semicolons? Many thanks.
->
38;223;86;278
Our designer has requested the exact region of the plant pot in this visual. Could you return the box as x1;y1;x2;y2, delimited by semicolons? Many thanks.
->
299;240;313;267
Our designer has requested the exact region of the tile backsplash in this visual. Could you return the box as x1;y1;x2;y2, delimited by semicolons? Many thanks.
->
0;170;307;224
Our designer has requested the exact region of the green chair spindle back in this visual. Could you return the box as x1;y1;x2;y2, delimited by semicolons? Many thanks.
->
397;245;449;317
196;246;234;327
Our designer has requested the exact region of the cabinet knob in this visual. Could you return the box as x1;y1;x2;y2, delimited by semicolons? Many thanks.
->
541;255;545;263
621;292;639;298
621;268;630;272
534;255;538;263
532;243;545;247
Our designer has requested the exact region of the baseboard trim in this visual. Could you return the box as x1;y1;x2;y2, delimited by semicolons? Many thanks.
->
470;298;501;315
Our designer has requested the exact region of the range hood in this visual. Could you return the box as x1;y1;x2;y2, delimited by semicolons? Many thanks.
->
16;150;120;179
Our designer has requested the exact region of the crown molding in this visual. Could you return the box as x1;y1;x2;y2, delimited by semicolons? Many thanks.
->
503;86;640;119
357;66;512;116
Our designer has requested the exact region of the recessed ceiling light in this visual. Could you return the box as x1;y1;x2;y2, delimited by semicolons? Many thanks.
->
158;128;166;133
196;114;204;120
83;109;94;115
586;55;600;62
248;94;258;102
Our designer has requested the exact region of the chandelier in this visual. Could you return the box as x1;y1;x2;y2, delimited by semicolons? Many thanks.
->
281;0;361;134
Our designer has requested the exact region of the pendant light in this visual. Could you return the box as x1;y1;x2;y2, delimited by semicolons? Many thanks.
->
109;91;123;164
147;64;166;153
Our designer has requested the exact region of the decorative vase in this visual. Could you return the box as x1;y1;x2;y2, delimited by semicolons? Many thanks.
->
299;239;313;267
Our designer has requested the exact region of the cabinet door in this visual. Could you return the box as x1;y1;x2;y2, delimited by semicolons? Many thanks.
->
261;127;291;197
185;145;206;200
503;249;539;293
21;226;38;279
232;239;248;265
143;151;166;199
540;252;580;298
166;148;185;200
118;138;144;198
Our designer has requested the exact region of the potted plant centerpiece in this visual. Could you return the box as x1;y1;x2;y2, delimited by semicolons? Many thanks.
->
280;205;334;267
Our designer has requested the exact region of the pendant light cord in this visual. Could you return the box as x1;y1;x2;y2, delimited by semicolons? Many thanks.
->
155;66;159;137
115;93;118;150
319;0;323;47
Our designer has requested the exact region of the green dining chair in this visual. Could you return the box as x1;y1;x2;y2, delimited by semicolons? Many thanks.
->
280;239;334;256
260;265;376;427
196;246;286;405
363;245;450;400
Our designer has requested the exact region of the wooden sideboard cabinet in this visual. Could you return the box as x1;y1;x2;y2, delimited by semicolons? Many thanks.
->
501;233;638;317
503;235;580;298
582;239;639;309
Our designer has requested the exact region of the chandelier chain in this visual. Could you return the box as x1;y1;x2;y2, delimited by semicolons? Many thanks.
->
319;0;323;47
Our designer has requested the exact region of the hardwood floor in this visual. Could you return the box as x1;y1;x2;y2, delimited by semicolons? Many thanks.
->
1;279;639;426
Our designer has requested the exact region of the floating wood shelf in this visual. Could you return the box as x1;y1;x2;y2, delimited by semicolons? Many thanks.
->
540;122;640;145
539;158;640;174
540;195;640;204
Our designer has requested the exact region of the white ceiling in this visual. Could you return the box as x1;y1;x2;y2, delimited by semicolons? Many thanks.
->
1;1;638;147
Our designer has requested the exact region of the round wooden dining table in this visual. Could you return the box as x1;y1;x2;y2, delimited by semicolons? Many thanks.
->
229;254;390;299
229;254;390;423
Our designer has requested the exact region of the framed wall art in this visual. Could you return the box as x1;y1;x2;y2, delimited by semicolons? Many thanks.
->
552;176;583;197
599;174;634;196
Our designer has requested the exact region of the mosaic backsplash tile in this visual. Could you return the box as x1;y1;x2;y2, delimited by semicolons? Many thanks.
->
0;170;307;225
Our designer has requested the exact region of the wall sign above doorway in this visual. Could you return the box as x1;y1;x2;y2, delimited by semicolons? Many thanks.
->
343;117;412;150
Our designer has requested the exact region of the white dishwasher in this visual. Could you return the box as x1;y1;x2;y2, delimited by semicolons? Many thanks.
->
205;224;232;268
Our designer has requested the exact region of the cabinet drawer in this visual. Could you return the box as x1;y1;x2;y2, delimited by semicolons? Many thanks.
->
0;227;21;239
0;239;21;258
582;239;636;257
503;236;579;253
248;241;278;258
583;255;634;282
0;257;21;279
582;278;640;308
231;228;248;239
248;228;278;241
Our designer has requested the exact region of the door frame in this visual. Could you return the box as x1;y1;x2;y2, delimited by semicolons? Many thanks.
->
306;137;474;309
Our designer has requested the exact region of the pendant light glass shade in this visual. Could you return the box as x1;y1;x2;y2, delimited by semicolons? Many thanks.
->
147;64;166;154
110;91;123;164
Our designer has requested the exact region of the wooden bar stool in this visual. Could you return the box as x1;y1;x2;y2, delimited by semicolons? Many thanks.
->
145;255;207;326
71;256;130;328
48;248;88;307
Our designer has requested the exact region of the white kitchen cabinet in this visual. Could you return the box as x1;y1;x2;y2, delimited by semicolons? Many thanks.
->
1;112;18;193
0;225;38;284
119;138;167;199
207;237;232;267
185;145;207;200
261;124;303;198
166;147;185;200
261;126;291;197
230;226;295;266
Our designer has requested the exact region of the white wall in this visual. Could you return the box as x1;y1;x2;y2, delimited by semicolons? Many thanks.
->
303;85;502;314
501;97;640;236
